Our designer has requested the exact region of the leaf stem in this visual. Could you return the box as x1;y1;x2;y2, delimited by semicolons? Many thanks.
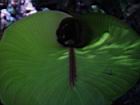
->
69;47;77;87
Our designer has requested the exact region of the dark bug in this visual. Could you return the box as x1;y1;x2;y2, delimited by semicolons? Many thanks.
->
56;17;91;48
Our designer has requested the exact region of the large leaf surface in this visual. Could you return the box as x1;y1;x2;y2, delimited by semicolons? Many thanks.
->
0;11;140;105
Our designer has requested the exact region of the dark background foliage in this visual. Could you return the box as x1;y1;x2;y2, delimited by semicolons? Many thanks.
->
0;0;140;105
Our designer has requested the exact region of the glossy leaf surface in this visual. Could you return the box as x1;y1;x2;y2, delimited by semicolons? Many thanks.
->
0;11;140;105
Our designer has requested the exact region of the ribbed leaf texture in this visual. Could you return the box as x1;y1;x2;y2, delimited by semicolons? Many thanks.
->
0;11;140;105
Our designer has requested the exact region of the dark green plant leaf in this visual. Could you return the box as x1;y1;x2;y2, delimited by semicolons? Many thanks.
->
0;11;140;105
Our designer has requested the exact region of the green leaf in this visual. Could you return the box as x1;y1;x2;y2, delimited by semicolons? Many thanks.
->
0;11;140;105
